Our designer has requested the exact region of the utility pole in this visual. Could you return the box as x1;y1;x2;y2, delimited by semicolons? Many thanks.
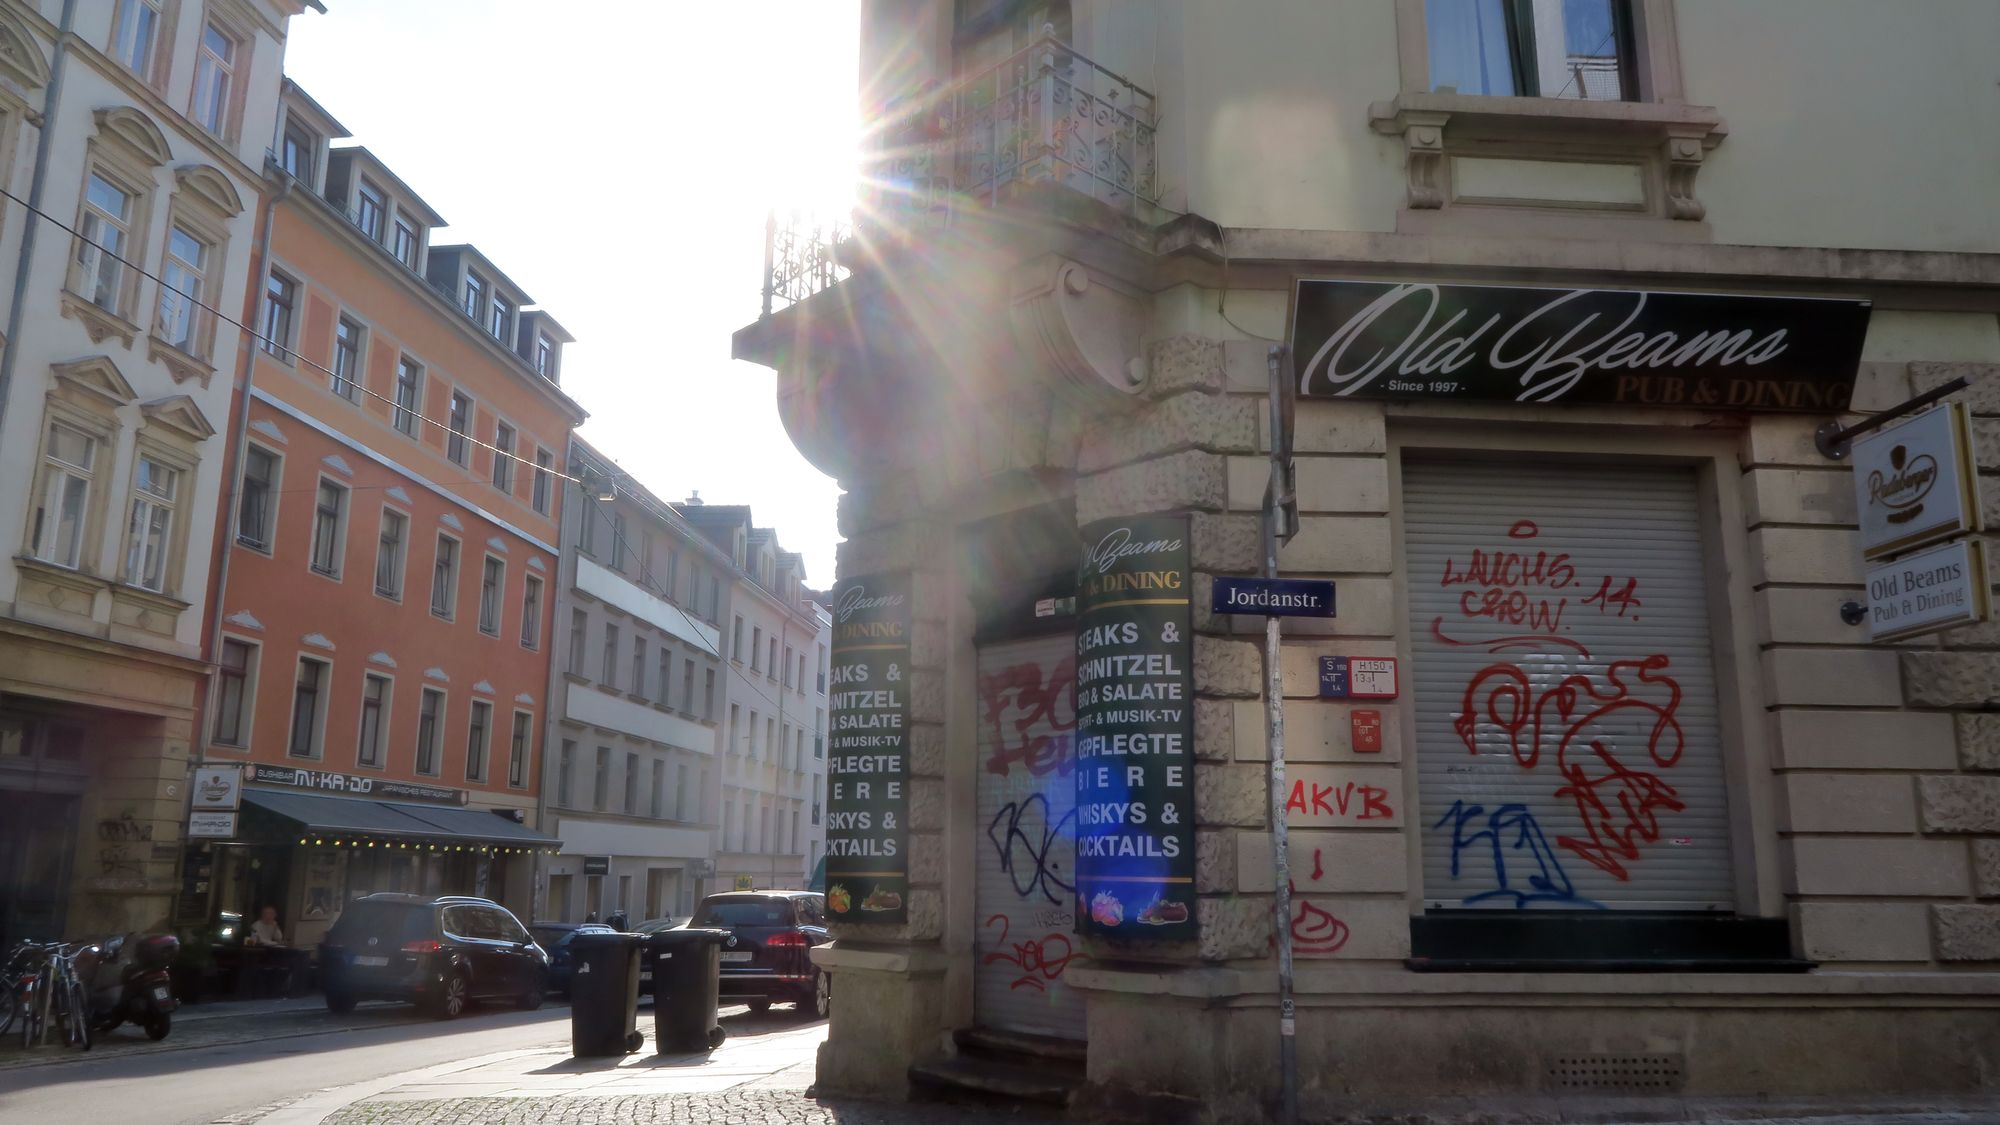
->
1263;345;1300;1125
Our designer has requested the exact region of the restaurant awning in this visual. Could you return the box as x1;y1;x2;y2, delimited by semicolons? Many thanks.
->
241;789;560;849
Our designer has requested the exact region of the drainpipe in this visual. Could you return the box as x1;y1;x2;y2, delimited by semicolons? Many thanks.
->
0;0;81;435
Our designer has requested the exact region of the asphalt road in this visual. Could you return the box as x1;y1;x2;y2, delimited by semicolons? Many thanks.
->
0;1002;575;1125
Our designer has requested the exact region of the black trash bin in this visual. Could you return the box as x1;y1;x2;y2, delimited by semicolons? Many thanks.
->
649;928;728;1053
569;931;645;1057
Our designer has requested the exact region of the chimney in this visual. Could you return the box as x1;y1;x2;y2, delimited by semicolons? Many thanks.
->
685;491;703;506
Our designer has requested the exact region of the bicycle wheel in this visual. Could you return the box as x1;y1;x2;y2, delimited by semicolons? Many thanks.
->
0;978;17;1039
20;973;45;1049
60;965;89;1050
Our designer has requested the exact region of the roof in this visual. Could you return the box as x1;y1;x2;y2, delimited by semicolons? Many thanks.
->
279;79;350;139
429;244;536;305
518;309;575;345
327;146;447;227
242;789;560;847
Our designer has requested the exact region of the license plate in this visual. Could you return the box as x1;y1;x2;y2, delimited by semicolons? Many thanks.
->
720;951;753;963
354;955;389;967
151;985;170;1001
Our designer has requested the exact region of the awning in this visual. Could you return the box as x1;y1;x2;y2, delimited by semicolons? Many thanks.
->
241;789;560;848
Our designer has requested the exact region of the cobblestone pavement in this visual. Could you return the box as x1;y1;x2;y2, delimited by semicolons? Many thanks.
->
323;1091;1059;1125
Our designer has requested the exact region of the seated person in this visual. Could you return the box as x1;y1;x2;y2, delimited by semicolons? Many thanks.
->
246;905;286;947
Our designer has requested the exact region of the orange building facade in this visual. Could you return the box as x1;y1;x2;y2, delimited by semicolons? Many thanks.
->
186;85;584;945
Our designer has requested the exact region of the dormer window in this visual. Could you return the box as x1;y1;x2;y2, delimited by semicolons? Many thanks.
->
535;333;556;379
280;120;316;183
488;295;512;342
392;213;419;269
464;271;486;320
355;179;385;242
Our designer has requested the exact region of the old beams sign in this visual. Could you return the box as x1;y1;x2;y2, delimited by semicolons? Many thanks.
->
824;572;911;923
1075;516;1196;939
1290;280;1870;412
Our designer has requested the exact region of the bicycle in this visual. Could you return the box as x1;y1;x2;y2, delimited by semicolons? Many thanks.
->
5;942;92;1051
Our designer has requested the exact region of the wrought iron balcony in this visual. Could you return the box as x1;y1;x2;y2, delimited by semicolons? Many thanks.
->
761;30;1162;316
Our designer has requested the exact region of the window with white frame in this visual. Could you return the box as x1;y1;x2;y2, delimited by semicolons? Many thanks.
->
75;173;135;314
479;556;504;635
431;533;458;618
357;672;390;768
680;660;694;714
651;759;665;819
750;626;761;671
122;454;179;592
704;669;715;720
212;638;255;746
416;687;444;776
280;119;315;182
568;608;588;673
374;508;407;598
157;226;208;354
446;391;471;465
509;710;531;788
463;272;485;320
656;648;671;706
557;739;575;806
593;746;610;810
675;763;689;820
1427;0;1635;100
30;422;97;568
393;357;422;436
631;636;646;697
392;214;419;269
492;422;515;492
261;272;295;359
521;573;543;649
532;448;552;515
333;316;363;401
191;22;240;135
535;333;556;380
488;295;512;342
310;478;347;577
602;622;620;688
112;0;163;81
466;699;491;782
624;751;639;814
355;178;386;242
289;655;329;758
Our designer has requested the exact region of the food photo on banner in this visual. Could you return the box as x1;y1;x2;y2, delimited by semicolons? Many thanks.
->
823;572;912;923
1074;515;1196;940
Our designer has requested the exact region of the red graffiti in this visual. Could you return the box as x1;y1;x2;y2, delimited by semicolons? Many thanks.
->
1454;655;1686;880
1291;899;1350;954
981;914;1075;992
1285;779;1395;822
1309;848;1324;882
1581;575;1643;621
978;656;1076;778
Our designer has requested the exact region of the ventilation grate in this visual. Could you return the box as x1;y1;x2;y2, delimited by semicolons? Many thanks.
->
1546;1055;1685;1092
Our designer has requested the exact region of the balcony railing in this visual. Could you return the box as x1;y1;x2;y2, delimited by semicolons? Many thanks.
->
761;30;1161;316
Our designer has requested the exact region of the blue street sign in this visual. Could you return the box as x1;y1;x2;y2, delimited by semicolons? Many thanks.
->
1210;577;1337;618
1320;655;1349;698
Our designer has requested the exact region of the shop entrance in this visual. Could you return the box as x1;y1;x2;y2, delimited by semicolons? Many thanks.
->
972;632;1084;1040
0;789;78;948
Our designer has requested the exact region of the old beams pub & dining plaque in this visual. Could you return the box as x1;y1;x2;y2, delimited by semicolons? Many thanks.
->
1075;516;1196;940
1290;280;1871;411
824;572;911;923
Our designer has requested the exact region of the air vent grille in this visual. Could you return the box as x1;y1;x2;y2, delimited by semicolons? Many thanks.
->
1547;1054;1685;1092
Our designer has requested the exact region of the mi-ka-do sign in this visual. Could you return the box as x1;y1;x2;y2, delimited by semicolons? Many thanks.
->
1290;280;1871;412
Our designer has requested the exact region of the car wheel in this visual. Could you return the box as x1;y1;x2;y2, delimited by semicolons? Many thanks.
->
143;1013;171;1041
325;990;357;1015
515;982;545;1011
428;972;469;1020
747;998;771;1014
809;970;830;1020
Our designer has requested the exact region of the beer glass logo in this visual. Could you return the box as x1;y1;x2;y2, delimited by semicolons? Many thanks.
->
1868;443;1937;526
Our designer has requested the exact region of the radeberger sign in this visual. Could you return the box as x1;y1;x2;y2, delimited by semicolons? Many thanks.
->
1851;402;1983;561
1074;515;1196;940
1290;280;1870;412
823;572;911;924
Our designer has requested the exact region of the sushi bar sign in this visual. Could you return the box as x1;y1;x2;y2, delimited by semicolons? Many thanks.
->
1290;280;1871;412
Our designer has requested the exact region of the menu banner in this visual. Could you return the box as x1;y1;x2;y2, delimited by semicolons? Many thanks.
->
1074;515;1196;940
824;571;911;923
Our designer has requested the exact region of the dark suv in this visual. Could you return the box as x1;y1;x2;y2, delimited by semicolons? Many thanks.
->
319;894;550;1019
688;891;828;1018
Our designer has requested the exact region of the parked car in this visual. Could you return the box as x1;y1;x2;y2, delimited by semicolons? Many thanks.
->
687;891;828;1019
319;894;550;1019
632;917;680;934
528;923;612;997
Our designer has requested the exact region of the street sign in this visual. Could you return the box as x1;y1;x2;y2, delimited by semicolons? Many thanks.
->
1318;656;1399;699
1351;710;1383;753
734;874;754;891
1865;538;1991;643
1852;402;1983;561
1210;577;1336;617
187;811;236;839
583;855;611;876
190;764;241;811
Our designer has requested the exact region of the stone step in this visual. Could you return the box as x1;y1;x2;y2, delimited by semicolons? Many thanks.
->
953;1025;1088;1068
908;1055;1082;1106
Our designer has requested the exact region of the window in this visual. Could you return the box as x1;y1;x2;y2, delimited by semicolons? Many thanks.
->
602;623;620;688
681;661;695;714
372;509;407;598
768;638;778;680
261;272;295;359
466;700;491;782
431;535;458;618
492;422;515;492
191;22;237;135
532;449;552;515
479;556;504;635
158;226;208;353
310;479;347;577
357;673;390;768
664;549;680;602
112;0;161;78
289;656;327;758
521;574;543;649
392;216;419;269
656;648;671;706
568;608;588;673
783;646;795;689
704;670;715;720
509;711;531;788
446;392;471;465
232;444;279;552
213;639;254;746
1426;0;1634;101
651;760;664;819
624;752;639;814
463;272;485;320
593;746;610;810
557;740;575;806
631;636;646;696
766;717;776;763
29;422;93;568
120;454;179;592
729;705;740;757
489;295;512;341
535;333;556;379
610;511;627;569
818;645;827;693
393;358;422;437
751;627;762;671
76;174;133;313
707;577;719;621
280;120;314;182
355;179;386;242
748;710;759;759
675;764;689;820
578;500;597;555
416;688;444;776
331;316;363;401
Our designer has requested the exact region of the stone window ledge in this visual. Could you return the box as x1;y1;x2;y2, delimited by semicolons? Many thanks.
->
13;554;111;598
58;289;140;348
146;333;217;388
110;582;191;615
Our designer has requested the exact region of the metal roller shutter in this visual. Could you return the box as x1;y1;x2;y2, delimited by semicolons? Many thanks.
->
973;633;1086;1039
1405;459;1734;912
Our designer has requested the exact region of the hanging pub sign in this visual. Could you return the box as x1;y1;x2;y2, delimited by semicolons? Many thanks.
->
1865;538;1991;643
824;571;912;924
1851;402;1984;561
1290;280;1871;412
1074;515;1196;940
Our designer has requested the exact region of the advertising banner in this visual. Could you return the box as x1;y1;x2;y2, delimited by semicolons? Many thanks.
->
824;572;912;923
1291;280;1870;412
1074;516;1196;939
190;764;242;811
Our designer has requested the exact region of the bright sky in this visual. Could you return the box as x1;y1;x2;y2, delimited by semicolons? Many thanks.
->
283;1;858;582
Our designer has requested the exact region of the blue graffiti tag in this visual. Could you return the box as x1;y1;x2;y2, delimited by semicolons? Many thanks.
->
1435;800;1605;909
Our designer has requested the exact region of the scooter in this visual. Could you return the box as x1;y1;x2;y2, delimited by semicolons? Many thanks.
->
81;933;179;1040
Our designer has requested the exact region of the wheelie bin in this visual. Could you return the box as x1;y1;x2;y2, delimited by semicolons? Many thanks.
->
649;928;729;1053
569;931;645;1056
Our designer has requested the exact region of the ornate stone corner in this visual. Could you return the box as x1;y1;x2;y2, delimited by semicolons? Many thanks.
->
1397;110;1451;210
147;334;217;388
1661;128;1717;222
59;290;139;349
1008;256;1148;398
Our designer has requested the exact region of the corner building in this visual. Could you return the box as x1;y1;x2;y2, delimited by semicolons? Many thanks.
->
736;0;2000;1111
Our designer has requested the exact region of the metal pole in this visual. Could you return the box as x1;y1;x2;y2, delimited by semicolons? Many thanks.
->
1264;345;1298;1125
1814;375;1973;460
